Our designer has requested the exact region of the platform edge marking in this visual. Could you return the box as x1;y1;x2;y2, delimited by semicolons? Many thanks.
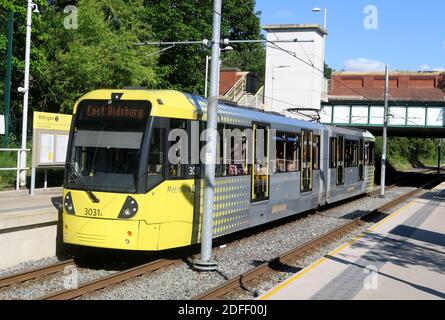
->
259;200;417;300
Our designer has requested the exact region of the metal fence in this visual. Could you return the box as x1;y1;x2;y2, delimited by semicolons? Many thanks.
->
0;148;30;190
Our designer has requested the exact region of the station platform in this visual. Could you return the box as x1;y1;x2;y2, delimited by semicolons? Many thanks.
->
0;188;62;268
260;182;445;300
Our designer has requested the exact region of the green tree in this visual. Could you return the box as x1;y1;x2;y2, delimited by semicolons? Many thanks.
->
45;0;158;112
0;0;158;137
143;0;264;94
324;63;333;79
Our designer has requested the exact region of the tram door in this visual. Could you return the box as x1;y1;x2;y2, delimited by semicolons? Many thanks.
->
301;131;313;193
358;139;364;181
337;136;345;185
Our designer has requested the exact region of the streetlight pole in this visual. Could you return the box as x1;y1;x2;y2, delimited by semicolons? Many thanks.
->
205;46;233;98
193;0;222;271
3;11;14;148
380;65;390;198
205;55;210;98
312;7;327;76
18;1;38;187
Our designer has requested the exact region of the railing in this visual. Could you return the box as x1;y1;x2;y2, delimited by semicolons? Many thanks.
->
223;75;247;102
0;148;30;191
249;86;265;109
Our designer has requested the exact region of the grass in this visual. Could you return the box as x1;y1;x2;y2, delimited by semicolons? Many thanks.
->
0;140;64;191
0;148;25;190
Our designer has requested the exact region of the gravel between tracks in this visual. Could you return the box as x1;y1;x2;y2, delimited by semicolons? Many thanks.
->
0;185;421;300
0;264;115;300
77;185;419;300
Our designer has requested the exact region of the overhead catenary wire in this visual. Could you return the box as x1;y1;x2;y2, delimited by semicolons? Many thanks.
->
144;1;412;125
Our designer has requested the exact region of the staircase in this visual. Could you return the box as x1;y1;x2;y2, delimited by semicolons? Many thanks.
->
221;73;265;110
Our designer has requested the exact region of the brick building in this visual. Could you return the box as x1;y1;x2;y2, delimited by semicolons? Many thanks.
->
329;71;445;103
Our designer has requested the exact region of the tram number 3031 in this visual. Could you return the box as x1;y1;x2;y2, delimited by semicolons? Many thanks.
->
84;208;102;217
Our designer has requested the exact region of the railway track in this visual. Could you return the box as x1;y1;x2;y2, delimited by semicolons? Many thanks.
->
368;168;436;197
0;170;440;300
0;259;75;289
40;258;180;300
193;174;444;300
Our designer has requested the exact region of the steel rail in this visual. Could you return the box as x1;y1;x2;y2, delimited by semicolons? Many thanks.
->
193;175;444;300
39;258;180;300
0;259;75;289
368;168;434;197
30;171;441;300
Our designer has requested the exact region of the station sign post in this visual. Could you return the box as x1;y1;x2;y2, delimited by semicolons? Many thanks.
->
30;111;72;195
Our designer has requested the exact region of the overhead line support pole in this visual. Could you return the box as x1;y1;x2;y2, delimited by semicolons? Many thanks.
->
380;65;389;198
193;0;222;271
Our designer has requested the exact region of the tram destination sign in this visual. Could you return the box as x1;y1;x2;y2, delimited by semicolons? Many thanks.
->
78;100;149;122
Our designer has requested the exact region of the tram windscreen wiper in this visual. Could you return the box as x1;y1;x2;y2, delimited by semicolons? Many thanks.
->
66;162;100;203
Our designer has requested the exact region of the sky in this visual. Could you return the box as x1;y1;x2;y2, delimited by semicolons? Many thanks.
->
255;0;445;72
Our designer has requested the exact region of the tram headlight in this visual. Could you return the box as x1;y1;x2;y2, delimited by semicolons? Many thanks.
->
64;192;75;215
118;196;138;219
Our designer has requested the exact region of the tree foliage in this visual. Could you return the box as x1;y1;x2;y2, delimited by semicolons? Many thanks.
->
143;0;264;93
0;0;264;141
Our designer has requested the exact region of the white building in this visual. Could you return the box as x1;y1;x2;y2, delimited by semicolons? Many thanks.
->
263;24;328;117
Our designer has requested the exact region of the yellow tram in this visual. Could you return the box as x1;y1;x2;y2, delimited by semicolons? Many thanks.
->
62;89;375;251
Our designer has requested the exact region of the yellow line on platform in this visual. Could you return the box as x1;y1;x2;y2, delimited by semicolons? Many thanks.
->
260;200;417;300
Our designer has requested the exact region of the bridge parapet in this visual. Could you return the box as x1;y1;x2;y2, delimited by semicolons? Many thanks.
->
320;104;444;137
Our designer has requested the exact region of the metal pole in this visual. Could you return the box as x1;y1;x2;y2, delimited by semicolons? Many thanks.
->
3;11;13;148
320;14;327;84
438;138;442;175
271;66;275;112
205;55;210;98
380;65;389;198
324;8;327;29
19;1;34;188
30;166;36;196
193;0;222;271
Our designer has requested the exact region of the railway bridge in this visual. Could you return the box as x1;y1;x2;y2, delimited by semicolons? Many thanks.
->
320;72;445;138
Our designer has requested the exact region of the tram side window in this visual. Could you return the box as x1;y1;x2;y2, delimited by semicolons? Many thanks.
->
274;132;300;173
286;134;299;172
217;125;250;177
275;132;286;173
329;137;337;168
365;142;376;166
313;135;321;170
352;140;358;167
345;140;353;167
168;119;187;178
147;127;165;190
345;140;358;168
